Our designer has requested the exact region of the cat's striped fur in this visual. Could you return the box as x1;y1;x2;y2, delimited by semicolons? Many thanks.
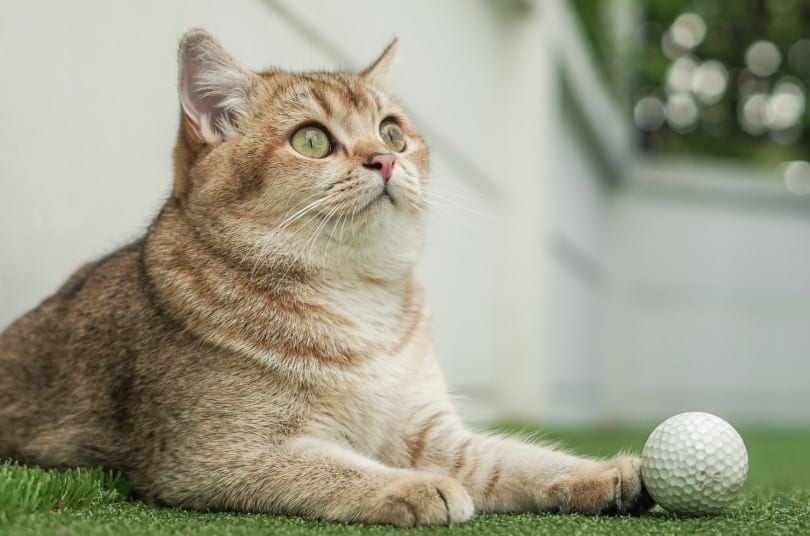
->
0;29;653;525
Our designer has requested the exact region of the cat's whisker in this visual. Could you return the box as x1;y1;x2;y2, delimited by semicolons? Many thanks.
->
274;192;322;224
417;167;484;201
421;198;479;219
423;191;494;219
424;189;471;205
404;199;424;213
318;201;347;241
254;222;313;272
394;186;424;213
396;181;428;213
251;192;348;271
273;194;340;233
242;226;285;278
294;203;338;267
313;201;349;258
320;200;353;265
428;183;486;204
249;237;275;280
276;190;319;216
272;192;339;234
245;194;339;277
338;203;351;243
430;183;484;204
247;193;322;265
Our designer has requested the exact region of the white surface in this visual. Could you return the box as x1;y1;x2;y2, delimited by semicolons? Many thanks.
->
603;159;810;422
641;412;748;514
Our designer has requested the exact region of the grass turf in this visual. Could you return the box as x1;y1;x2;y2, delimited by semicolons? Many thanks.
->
1;425;809;535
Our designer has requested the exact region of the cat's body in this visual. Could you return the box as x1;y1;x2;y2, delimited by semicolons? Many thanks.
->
0;30;653;524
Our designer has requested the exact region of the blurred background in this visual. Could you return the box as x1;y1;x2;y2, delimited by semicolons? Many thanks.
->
1;0;808;426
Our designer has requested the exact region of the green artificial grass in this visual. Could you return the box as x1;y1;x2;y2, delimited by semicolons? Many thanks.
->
2;425;809;535
0;464;130;523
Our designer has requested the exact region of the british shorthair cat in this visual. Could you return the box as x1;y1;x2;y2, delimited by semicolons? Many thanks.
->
0;30;653;525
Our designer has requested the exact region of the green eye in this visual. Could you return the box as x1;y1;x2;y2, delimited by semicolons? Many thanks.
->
291;125;331;158
379;119;406;152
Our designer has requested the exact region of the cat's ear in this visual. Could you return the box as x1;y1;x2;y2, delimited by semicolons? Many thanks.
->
360;38;398;87
177;29;255;145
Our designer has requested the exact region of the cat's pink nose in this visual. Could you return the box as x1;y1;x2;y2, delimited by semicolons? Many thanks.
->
365;153;395;181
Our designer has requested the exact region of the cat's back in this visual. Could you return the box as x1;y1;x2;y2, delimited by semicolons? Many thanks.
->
0;240;154;368
0;239;171;466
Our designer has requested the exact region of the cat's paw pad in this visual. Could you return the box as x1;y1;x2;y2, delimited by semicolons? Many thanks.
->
547;456;655;516
369;473;474;526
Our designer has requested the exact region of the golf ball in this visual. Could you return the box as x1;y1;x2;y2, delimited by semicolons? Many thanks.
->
640;412;748;515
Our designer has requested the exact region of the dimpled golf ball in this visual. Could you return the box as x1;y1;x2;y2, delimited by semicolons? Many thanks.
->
640;412;748;515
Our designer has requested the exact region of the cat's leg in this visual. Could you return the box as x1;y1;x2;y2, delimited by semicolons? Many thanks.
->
406;414;654;515
144;435;474;526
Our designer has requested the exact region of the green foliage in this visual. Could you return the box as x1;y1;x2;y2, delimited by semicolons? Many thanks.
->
572;0;810;162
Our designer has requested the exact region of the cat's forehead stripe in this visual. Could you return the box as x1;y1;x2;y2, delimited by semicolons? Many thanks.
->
261;69;392;114
309;86;333;116
365;86;385;111
315;74;374;111
267;77;389;128
335;76;360;108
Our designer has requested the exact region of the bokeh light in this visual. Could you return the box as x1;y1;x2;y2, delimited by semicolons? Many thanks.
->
667;56;698;94
691;60;728;104
767;86;804;130
745;40;782;78
739;93;769;135
634;96;667;132
576;1;809;161
666;93;699;133
670;13;707;50
782;160;810;195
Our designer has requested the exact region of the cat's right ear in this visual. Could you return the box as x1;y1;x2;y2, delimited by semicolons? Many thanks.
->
360;38;398;88
177;29;255;145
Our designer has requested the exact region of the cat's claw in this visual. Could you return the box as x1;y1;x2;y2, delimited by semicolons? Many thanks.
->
547;455;655;516
366;473;475;526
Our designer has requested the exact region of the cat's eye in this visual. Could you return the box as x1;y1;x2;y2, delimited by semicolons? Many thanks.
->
379;119;406;152
291;125;331;158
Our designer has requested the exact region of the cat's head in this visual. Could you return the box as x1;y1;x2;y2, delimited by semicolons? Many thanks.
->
172;29;428;282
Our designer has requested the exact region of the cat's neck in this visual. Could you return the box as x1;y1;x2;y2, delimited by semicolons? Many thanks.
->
144;202;424;373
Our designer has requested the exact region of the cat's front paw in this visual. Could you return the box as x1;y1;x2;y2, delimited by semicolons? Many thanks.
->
547;456;655;516
366;472;475;526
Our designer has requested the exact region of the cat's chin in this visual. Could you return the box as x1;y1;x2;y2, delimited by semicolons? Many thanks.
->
357;191;395;216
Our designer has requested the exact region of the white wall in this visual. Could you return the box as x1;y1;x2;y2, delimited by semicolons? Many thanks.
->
603;160;810;423
541;117;611;423
511;0;629;423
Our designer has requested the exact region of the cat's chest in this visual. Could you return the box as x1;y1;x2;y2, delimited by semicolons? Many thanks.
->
301;337;426;458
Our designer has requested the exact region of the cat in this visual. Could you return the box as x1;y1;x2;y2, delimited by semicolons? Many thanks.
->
0;29;653;525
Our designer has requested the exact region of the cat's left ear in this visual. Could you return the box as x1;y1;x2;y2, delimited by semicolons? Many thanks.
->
360;38;398;87
178;29;256;145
